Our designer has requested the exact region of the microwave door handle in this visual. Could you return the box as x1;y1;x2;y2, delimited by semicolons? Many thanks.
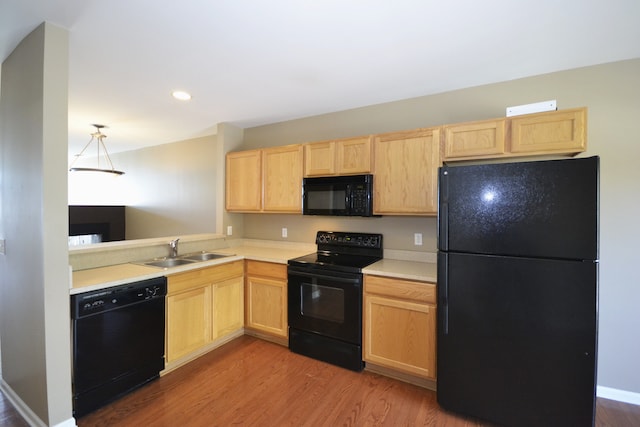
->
345;184;351;211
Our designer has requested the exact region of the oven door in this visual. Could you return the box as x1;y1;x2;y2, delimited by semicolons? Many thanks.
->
288;267;362;344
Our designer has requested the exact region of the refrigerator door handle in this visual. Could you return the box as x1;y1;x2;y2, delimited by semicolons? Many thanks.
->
438;252;449;335
438;168;449;251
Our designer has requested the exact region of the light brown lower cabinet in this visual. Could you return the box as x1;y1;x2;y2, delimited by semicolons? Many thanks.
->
212;276;244;340
363;275;437;380
165;261;244;367
166;284;212;363
244;260;288;343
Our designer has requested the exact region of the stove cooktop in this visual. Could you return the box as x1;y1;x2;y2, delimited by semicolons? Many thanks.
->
288;251;381;272
288;231;383;273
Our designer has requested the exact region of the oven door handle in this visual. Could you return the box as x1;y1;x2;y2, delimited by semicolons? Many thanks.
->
288;270;362;285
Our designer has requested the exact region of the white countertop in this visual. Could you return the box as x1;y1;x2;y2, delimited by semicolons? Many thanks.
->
71;241;437;294
213;245;313;264
70;243;314;295
363;258;437;283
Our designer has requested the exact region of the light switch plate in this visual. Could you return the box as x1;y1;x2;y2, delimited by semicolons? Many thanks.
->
282;228;288;238
0;239;5;255
227;225;233;236
414;233;423;246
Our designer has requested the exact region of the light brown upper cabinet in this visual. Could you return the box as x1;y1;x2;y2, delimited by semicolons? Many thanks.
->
509;107;586;155
443;118;506;159
226;144;303;213
304;135;373;177
262;144;303;212
373;127;441;216
225;149;262;211
442;107;586;161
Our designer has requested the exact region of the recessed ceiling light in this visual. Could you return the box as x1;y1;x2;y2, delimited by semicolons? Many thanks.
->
172;90;192;101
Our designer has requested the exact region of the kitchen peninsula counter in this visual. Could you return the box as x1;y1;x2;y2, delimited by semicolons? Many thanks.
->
70;240;315;295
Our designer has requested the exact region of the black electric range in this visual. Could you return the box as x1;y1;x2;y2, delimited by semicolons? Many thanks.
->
287;231;383;371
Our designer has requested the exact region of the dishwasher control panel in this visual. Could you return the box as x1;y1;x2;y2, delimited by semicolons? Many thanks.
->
71;277;167;319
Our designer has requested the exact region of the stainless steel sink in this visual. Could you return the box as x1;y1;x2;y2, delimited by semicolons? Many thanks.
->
143;258;197;268
137;252;232;269
179;252;231;261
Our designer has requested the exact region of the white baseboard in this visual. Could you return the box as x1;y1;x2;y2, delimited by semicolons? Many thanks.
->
597;385;640;406
53;417;78;427
0;379;77;427
0;379;46;427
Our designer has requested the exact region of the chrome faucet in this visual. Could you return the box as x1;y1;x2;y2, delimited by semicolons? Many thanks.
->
169;238;180;258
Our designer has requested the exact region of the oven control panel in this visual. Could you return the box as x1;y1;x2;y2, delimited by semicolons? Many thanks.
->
316;231;382;249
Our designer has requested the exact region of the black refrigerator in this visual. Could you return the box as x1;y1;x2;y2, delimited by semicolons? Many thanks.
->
437;156;599;427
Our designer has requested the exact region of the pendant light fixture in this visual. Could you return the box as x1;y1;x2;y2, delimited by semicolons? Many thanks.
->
69;124;125;175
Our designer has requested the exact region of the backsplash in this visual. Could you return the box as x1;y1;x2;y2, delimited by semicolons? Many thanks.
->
69;233;229;271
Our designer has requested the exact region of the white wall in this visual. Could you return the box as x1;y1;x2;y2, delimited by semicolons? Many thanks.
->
242;59;640;398
0;23;73;425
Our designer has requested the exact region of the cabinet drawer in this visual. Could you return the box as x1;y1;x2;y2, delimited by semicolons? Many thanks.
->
364;275;436;304
245;260;287;279
168;261;243;294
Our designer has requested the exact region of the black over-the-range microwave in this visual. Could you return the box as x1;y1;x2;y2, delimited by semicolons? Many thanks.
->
302;174;374;217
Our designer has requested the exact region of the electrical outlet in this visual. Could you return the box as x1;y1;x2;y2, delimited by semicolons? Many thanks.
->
0;239;5;254
282;228;288;238
414;233;423;246
226;225;233;236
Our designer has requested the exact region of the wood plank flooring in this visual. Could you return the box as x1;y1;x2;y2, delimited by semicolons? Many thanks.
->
2;335;640;426
0;395;28;427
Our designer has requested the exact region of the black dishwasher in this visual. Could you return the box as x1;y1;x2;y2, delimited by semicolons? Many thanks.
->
71;276;167;417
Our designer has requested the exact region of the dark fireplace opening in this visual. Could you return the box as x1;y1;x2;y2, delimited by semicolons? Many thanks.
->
69;206;125;245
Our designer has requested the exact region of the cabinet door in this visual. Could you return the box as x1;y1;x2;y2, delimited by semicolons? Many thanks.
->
373;128;440;215
364;294;436;379
226;149;262;211
510;108;586;154
166;285;212;363
304;141;336;176
336;136;372;175
443;119;506;160
263;145;303;212
212;276;244;340
245;275;288;338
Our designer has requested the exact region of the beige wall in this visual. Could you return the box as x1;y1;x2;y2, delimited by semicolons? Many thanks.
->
243;214;438;252
242;59;640;396
107;134;219;239
70;123;247;243
217;123;246;240
0;23;73;425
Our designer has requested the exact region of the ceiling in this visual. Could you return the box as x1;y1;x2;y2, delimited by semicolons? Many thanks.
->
2;0;640;156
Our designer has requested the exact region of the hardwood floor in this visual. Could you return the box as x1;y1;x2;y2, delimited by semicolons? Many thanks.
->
2;335;640;426
77;335;481;427
0;394;28;427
